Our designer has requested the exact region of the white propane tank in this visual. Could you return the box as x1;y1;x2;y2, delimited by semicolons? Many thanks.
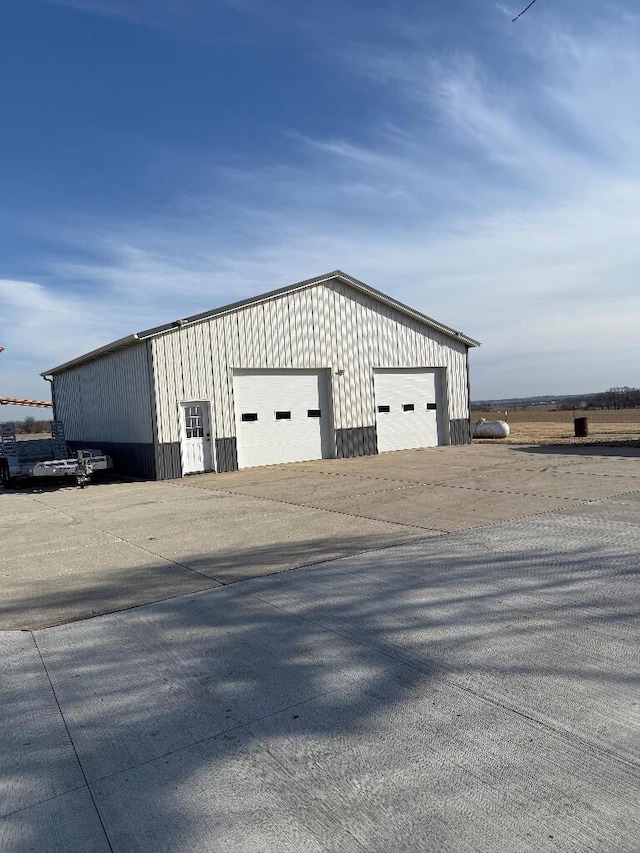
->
472;418;510;439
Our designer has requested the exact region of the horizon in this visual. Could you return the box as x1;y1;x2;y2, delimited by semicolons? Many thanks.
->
2;0;640;420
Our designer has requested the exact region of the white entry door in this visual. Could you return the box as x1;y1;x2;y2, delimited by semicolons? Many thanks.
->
180;402;214;474
374;369;440;452
233;370;331;468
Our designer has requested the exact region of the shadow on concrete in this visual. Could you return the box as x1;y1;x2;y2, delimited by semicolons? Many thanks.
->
513;442;640;458
7;530;639;850
0;470;139;495
0;532;436;631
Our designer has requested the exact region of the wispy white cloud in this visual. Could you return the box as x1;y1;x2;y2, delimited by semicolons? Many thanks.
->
3;2;640;413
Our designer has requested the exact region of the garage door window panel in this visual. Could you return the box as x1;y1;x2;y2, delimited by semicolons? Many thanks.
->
233;370;332;468
374;369;440;453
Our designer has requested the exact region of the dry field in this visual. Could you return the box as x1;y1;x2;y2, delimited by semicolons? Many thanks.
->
473;405;640;445
15;431;52;441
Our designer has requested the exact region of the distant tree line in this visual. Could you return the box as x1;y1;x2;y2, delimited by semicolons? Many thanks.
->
548;388;640;411
473;387;640;412
587;387;640;410
8;416;52;434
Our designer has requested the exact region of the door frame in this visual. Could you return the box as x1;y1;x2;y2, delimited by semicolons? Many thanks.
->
178;400;215;475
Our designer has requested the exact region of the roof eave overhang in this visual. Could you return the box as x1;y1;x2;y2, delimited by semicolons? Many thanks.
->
41;334;144;377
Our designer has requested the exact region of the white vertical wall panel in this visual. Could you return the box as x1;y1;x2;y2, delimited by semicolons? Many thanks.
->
54;344;153;443
150;280;470;446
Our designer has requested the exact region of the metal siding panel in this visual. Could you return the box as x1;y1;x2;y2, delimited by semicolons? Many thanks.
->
288;292;301;364
237;307;249;365
154;338;170;444
65;440;156;479
294;290;308;366
294;291;306;365
217;316;233;437
248;303;260;364
53;345;153;444
255;304;267;366
330;284;345;429
223;312;241;436
205;321;222;438
341;282;357;427
363;295;377;426
335;426;377;458
304;288;316;365
349;291;363;426
341;282;354;429
167;334;182;442
356;296;373;425
145;340;159;450
284;295;294;367
184;326;198;398
261;299;273;367
160;335;177;442
265;299;278;367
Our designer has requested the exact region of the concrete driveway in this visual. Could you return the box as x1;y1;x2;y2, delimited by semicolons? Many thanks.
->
1;445;639;851
2;444;640;630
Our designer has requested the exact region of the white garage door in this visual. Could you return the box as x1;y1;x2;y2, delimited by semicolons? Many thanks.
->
374;369;440;453
233;370;331;468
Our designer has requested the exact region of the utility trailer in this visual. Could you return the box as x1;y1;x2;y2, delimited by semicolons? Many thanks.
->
0;421;113;488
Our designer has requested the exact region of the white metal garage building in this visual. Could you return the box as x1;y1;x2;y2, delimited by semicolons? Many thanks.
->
42;271;480;479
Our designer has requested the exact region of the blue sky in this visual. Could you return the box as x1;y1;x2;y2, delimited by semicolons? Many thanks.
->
2;0;639;419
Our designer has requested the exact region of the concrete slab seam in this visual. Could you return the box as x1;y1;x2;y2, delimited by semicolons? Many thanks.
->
30;632;115;853
415;493;640;535
431;669;640;773
17;525;442;630
219;531;451;586
166;482;458;535
16;493;636;631
245;589;640;773
180;461;640;486
0;782;88;821
170;478;640;522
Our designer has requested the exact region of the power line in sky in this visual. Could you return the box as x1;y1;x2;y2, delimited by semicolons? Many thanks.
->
512;0;538;22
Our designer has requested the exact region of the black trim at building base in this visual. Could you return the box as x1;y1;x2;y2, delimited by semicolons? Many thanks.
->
215;437;238;472
335;426;378;458
449;418;472;445
155;442;182;479
67;440;157;479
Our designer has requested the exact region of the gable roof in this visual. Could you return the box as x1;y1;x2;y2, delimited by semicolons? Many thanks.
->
42;270;480;375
